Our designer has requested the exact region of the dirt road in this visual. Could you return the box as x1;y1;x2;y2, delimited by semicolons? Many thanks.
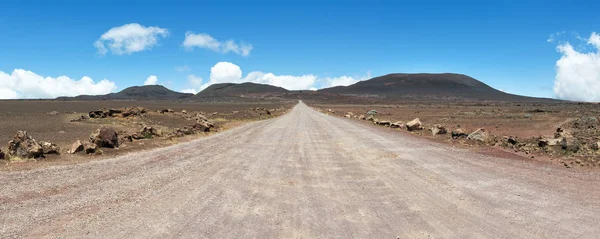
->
2;102;599;238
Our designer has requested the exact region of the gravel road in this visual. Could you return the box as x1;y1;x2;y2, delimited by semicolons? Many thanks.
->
2;102;599;238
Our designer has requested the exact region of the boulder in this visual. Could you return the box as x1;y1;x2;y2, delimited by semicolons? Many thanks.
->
119;107;147;117
195;113;208;122
90;127;119;148
366;115;374;121
507;136;518;145
182;110;188;114
537;137;561;147
39;141;60;154
358;115;366;120
390;121;405;129
8;131;43;158
193;118;215;132
561;137;580;153
159;109;174;114
89;109;109;118
378;121;391;127
68;140;84;154
467;128;488;142
344;114;352;118
406;118;423;131
119;131;133;143
48;111;59;115
83;142;98;154
431;124;447;135
140;126;163;138
451;128;468;139
0;149;4;160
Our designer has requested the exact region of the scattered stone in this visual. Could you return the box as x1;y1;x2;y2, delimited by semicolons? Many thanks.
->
344;114;352;118
139;126;163;139
366;115;374;121
83;142;99;154
406;118;423;131
181;110;188;114
378;121;392;127
561;137;580;153
538;137;561;147
159;109;174;114
467;128;489;142
193;117;215;132
592;141;600;151
366;109;377;115
48;111;59;115
451;128;467;139
70;114;90;122
390;121;405;129
8;131;43;158
68;140;84;154
90;127;119;148
431;124;447;135
90;107;147;118
523;114;533;119
39;141;60;154
232;111;239;114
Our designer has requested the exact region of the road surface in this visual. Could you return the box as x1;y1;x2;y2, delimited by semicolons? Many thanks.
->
1;102;599;238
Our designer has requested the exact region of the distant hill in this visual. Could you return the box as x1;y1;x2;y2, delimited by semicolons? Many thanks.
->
57;85;193;101
196;82;288;97
319;73;554;102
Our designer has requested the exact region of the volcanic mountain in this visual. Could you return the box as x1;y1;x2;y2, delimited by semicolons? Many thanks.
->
319;73;552;101
57;85;193;100
196;82;289;97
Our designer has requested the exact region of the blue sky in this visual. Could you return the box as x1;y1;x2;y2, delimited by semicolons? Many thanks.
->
1;0;599;99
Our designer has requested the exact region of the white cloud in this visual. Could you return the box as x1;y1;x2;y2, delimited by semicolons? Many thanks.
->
553;32;600;102
188;74;203;86
183;32;253;56
180;74;204;94
198;62;368;91
94;23;168;55
199;62;315;90
321;71;371;88
0;69;116;99
180;88;198;94
144;75;158;85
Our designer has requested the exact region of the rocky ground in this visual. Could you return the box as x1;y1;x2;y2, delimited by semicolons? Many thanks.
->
312;101;600;168
0;100;292;170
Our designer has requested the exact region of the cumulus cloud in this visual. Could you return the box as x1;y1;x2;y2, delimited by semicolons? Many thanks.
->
321;71;371;88
180;89;198;94
198;62;368;91
183;32;253;56
0;69;116;99
553;32;600;102
180;74;204;94
143;75;158;85
198;62;315;90
94;23;168;55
